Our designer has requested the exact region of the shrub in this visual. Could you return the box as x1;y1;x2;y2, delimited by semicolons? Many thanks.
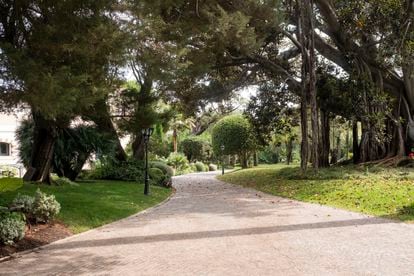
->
166;152;189;171
11;194;34;214
195;162;205;172
149;168;167;186
32;189;61;223
181;137;211;162
150;161;174;178
0;212;26;245
209;164;218;171
91;160;145;181
189;163;197;172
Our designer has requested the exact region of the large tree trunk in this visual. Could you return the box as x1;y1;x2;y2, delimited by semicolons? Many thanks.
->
132;134;145;160
352;120;360;164
319;109;330;167
298;0;309;172
314;0;411;164
298;0;318;171
58;152;90;181
307;0;319;169
88;100;127;162
23;113;57;184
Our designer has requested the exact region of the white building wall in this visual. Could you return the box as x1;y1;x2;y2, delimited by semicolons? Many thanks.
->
0;113;27;177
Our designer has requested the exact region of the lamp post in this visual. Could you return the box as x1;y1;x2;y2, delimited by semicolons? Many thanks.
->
220;144;225;175
142;127;154;195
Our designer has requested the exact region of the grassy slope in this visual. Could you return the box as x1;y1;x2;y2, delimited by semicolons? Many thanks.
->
0;180;172;233
218;164;414;222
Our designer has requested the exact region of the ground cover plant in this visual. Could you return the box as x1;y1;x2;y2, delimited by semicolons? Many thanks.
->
218;164;414;222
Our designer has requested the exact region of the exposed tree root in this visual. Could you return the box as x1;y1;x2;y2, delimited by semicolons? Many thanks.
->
358;156;412;167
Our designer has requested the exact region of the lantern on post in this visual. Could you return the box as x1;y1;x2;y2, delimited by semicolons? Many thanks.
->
142;127;154;195
220;144;225;175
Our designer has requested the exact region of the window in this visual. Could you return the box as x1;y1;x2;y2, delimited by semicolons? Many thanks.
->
0;143;10;156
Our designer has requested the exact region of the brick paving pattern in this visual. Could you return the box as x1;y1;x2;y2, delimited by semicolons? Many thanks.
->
1;171;414;275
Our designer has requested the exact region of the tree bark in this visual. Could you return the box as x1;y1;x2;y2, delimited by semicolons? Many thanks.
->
253;152;259;166
240;152;248;169
319;109;330;167
172;128;178;153
132;134;145;160
297;0;309;172
352;120;360;164
23;113;57;184
88;100;127;162
286;138;294;165
307;0;319;169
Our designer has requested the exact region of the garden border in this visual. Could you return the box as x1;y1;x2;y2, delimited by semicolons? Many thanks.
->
0;187;176;263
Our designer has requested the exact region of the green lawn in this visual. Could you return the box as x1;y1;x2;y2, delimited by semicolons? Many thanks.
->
218;164;414;222
0;178;23;193
0;180;172;233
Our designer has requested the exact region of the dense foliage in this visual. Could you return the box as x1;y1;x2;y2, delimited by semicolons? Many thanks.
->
181;137;211;162
0;212;26;245
212;115;257;168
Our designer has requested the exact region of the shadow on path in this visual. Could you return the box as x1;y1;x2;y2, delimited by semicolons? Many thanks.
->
47;217;392;251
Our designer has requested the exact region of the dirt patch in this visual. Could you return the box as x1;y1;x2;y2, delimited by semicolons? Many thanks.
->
0;222;72;258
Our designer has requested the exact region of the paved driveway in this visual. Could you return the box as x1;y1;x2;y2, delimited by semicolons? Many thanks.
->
1;172;414;275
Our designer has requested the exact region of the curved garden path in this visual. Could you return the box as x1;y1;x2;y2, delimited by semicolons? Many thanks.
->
1;171;414;275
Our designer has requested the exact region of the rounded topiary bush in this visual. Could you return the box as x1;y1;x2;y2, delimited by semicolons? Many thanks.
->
195;162;205;172
212;115;257;168
0;212;26;245
150;161;174;178
149;167;166;186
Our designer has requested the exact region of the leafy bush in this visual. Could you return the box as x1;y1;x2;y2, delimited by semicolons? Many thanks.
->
195;162;206;172
209;164;218;171
32;189;61;223
149;168;167;187
189;163;197;172
212;115;257;155
181;137;211;162
0;212;25;245
212;115;257;168
11;194;34;214
17;119;115;181
150;161;174;178
91;160;145;181
166;152;189;171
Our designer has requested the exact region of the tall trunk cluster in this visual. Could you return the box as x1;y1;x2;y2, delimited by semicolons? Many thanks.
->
297;0;319;172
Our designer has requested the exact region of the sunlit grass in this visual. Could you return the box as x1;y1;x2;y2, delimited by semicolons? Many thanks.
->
0;180;172;233
218;164;414;222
